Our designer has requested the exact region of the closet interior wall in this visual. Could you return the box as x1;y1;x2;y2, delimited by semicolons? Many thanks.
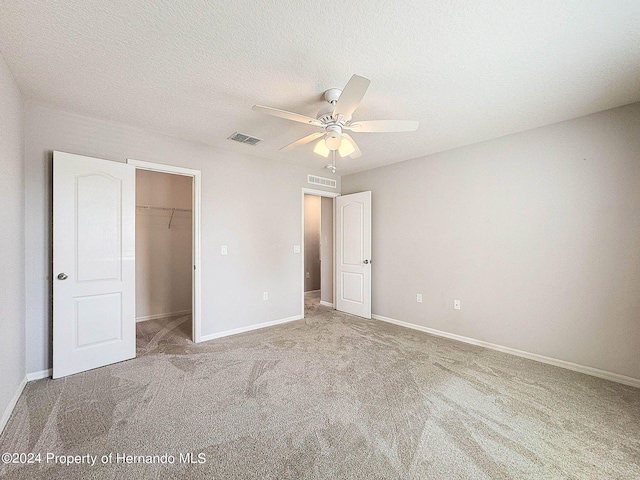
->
136;169;192;322
320;196;333;305
304;195;321;292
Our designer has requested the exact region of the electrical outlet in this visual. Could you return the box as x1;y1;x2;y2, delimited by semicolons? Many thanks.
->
263;292;269;300
221;245;227;255
293;245;301;254
454;299;461;310
416;294;423;303
306;272;310;279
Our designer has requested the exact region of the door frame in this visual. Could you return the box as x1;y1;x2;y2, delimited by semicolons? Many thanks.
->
127;159;203;343
301;188;340;317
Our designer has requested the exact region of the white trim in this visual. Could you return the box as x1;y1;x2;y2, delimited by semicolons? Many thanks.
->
27;369;52;381
302;187;341;198
320;301;334;308
127;159;200;177
1;377;27;435
301;188;339;319
373;314;640;389
305;289;321;294
199;315;302;343
127;158;203;343
192;171;202;342
136;310;192;323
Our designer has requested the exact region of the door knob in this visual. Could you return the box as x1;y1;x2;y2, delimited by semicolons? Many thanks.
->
57;273;68;280
363;260;369;264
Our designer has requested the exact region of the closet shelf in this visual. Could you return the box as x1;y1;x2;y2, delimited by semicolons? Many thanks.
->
136;205;192;213
136;205;191;229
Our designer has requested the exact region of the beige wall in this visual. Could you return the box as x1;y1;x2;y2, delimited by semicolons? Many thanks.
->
17;97;640;382
136;170;193;320
0;53;25;429
342;102;640;380
320;197;334;305
23;101;340;374
304;195;321;292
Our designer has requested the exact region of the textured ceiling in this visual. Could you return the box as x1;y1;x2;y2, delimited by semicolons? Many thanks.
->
1;0;640;175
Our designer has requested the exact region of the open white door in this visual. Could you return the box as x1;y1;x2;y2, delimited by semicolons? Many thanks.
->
53;151;136;378
335;191;371;319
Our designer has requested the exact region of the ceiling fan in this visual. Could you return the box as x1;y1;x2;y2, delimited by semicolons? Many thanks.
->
252;75;419;161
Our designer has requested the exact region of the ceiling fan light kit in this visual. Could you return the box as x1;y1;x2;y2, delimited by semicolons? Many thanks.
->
252;74;419;169
324;126;342;150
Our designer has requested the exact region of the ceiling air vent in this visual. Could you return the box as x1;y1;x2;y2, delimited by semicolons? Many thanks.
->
228;132;262;145
308;174;337;189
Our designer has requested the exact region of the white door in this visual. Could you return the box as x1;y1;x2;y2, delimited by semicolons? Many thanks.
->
335;191;372;318
53;151;136;378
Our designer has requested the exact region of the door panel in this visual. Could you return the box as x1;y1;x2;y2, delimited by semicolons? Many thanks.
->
342;202;363;266
53;151;136;378
336;191;371;318
342;272;364;303
76;173;122;281
75;293;122;347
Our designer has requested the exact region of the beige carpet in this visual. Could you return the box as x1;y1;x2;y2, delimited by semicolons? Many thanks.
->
1;294;639;479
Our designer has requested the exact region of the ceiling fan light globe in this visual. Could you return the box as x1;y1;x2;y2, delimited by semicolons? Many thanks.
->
338;139;355;157
325;133;342;150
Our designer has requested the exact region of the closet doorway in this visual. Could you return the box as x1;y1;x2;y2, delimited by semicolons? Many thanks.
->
302;188;339;313
128;159;202;343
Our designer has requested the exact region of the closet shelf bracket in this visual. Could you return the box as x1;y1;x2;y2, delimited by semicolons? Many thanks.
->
168;208;175;229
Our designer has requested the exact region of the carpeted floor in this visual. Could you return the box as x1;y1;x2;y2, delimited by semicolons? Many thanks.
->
1;292;639;479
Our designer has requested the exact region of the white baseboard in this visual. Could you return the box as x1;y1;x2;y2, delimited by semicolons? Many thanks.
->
1;376;27;435
27;369;52;381
304;290;321;294
372;314;640;389
320;301;334;308
136;310;192;323
199;315;303;343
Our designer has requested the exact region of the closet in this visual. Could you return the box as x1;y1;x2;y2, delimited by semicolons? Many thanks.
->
135;169;193;336
304;194;333;306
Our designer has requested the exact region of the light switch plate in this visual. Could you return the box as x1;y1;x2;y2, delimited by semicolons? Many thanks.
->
221;245;228;255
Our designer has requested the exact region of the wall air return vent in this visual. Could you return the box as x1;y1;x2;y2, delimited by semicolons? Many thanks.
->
307;174;337;189
228;132;262;145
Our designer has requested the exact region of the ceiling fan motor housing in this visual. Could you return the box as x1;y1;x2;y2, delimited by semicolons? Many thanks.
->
318;88;352;124
316;104;335;124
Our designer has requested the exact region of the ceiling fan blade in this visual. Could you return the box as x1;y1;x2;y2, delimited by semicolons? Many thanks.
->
332;74;370;120
252;105;323;127
280;132;325;152
346;120;419;133
342;133;362;158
